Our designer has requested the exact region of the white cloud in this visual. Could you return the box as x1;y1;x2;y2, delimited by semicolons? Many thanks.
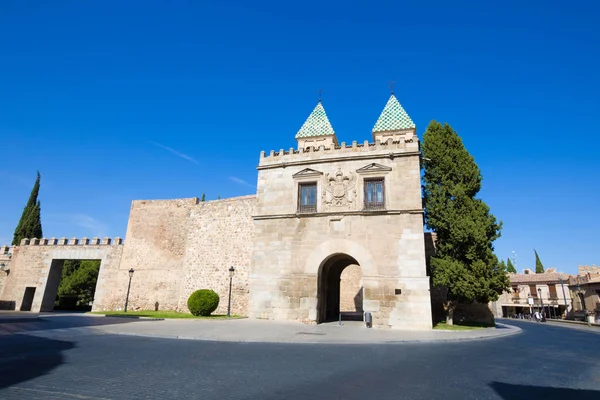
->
229;176;255;188
150;141;199;165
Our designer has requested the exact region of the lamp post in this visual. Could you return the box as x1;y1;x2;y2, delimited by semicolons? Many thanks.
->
124;268;134;312
227;266;235;318
576;277;586;311
558;276;568;317
537;288;544;318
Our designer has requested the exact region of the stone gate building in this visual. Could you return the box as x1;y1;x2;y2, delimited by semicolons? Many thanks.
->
0;94;433;330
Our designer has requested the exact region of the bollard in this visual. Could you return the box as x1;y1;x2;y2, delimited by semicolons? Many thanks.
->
339;312;342;326
365;312;372;328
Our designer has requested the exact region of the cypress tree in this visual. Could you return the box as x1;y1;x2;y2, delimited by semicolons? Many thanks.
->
201;193;205;202
12;172;43;245
534;250;545;273
507;258;517;274
422;121;509;325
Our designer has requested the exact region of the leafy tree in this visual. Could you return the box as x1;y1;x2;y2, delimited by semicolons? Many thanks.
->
534;250;545;273
499;260;507;274
12;172;43;245
422;121;509;325
201;193;205;202
57;260;101;305
506;258;517;274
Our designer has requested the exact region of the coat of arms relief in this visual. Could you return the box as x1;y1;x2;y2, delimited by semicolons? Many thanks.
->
323;168;356;209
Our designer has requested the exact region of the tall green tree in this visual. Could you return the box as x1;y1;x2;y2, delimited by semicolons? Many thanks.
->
534;250;545;273
12;171;43;245
422;121;509;325
201;193;205;202
57;260;101;306
506;258;517;274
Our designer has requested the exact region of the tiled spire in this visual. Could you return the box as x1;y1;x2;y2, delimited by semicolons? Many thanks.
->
372;94;415;132
295;101;336;139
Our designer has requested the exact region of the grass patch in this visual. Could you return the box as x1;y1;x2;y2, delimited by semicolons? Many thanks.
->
433;321;492;331
89;311;243;319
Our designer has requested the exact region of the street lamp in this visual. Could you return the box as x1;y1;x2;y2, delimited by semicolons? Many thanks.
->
227;266;235;318
576;277;586;311
537;288;544;318
124;268;135;312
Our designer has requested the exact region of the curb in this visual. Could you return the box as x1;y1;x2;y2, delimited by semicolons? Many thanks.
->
107;323;522;345
99;315;165;321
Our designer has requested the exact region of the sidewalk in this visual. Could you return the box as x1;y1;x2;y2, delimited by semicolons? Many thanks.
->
87;316;520;344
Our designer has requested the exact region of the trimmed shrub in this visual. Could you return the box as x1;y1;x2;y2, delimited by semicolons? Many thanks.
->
187;289;220;316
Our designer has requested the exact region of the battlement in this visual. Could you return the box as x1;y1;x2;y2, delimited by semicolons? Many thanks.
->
259;136;419;167
1;237;124;249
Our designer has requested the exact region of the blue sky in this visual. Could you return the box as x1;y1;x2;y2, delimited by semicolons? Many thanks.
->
1;1;598;274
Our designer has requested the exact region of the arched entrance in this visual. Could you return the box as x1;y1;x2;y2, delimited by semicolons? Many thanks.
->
317;253;363;323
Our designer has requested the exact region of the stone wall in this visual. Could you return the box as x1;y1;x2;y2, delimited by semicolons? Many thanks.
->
339;264;362;312
250;138;433;330
578;265;600;275
0;245;15;309
0;238;123;312
96;196;256;315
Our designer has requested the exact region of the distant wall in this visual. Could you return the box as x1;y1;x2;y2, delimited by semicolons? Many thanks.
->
0;238;123;312
578;265;600;275
96;196;256;315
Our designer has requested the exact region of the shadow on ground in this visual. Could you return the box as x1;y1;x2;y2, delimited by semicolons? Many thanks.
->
490;381;599;400
0;334;75;389
0;314;154;335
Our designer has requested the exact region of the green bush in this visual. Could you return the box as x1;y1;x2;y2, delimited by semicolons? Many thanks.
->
187;289;220;316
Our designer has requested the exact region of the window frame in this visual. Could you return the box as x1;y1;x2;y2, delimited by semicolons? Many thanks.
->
297;181;318;213
363;177;386;211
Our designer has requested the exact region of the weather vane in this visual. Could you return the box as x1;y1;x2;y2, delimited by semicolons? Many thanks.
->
389;80;395;95
318;89;323;102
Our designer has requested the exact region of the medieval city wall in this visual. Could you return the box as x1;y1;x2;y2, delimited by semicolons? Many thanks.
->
96;196;256;315
178;195;255;315
0;238;123;312
251;138;433;329
578;265;600;275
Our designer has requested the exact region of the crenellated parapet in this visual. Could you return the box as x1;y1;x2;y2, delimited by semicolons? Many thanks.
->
4;237;124;248
259;137;420;169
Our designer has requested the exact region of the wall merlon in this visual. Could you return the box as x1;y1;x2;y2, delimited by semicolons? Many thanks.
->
11;237;124;247
259;138;420;167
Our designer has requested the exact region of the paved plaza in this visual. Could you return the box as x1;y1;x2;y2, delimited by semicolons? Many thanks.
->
0;314;599;399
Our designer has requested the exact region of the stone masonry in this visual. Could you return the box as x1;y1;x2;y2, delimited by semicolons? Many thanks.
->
0;94;434;329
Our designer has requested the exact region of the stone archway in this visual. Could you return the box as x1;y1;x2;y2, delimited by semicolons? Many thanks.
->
317;253;363;323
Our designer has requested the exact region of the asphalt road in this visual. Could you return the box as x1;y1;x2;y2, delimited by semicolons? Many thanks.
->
0;318;598;399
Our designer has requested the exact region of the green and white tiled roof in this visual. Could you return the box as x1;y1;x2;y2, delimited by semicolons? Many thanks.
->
295;101;336;139
372;94;415;132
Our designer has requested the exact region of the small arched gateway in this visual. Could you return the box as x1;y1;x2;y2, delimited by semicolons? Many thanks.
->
317;253;363;323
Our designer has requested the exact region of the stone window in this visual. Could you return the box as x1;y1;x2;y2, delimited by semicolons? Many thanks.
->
364;178;385;210
529;285;538;298
512;286;519;298
298;182;317;213
548;284;558;299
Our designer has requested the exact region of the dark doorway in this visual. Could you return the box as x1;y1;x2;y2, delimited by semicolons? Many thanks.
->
20;287;36;311
317;254;363;323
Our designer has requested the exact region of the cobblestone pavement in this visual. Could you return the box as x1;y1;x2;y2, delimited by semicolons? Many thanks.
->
0;318;599;399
